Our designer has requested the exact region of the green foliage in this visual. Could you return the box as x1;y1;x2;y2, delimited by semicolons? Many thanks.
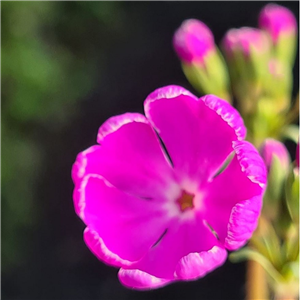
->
2;1;121;272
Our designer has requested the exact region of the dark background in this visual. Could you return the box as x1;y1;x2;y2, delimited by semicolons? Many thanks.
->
2;1;299;300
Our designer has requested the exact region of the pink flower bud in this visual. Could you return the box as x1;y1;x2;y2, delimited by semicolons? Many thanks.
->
259;4;297;43
173;19;215;64
260;138;290;172
222;27;270;58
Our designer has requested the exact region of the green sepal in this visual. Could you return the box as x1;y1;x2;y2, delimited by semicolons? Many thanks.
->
285;165;299;223
263;153;290;223
263;59;292;113
229;248;284;284
223;43;271;113
282;224;299;263
182;48;231;102
274;33;297;67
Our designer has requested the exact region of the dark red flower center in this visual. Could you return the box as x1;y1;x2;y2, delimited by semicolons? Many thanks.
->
177;190;195;212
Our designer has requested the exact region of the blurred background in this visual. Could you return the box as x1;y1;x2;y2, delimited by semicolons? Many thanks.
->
2;2;299;299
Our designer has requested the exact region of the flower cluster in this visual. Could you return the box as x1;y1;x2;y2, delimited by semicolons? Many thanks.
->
72;3;298;296
173;4;299;298
173;4;297;146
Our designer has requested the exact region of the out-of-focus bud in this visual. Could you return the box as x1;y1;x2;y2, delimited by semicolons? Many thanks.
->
260;138;290;221
261;138;290;172
223;27;269;58
173;19;231;102
249;57;292;146
263;58;292;112
221;27;271;114
222;27;270;98
173;19;214;64
259;4;297;66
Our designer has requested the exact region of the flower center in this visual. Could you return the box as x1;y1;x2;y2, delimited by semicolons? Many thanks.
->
177;190;195;212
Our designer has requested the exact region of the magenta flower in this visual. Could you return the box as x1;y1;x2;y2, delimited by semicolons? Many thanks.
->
222;27;270;58
259;4;297;43
173;19;215;64
72;86;266;290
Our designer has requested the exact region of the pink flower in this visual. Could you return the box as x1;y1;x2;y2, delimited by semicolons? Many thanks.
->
260;138;290;172
72;85;266;290
173;19;215;64
222;27;270;58
259;4;297;43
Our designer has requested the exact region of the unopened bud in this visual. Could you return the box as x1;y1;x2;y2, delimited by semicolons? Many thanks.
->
259;4;297;66
263;58;292;113
222;27;271;112
173;19;231;102
223;27;270;58
260;138;290;173
260;139;290;220
173;19;215;65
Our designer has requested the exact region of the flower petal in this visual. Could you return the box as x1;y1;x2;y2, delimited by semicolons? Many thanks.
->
74;174;170;263
84;227;134;268
72;145;101;185
118;245;227;289
144;85;198;103
200;141;266;248
175;246;227;280
97;113;149;143
118;269;172;290
225;195;262;250
72;112;179;201
125;216;219;280
144;87;246;183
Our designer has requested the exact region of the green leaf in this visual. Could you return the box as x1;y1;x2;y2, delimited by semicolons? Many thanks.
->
230;248;284;284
